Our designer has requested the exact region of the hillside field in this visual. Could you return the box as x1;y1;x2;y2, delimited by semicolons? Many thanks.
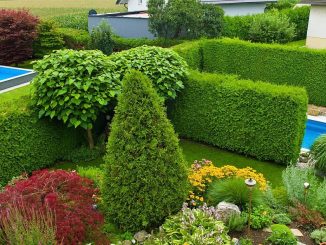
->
0;0;123;17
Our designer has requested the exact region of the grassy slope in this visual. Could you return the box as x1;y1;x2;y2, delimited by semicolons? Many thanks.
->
0;0;123;17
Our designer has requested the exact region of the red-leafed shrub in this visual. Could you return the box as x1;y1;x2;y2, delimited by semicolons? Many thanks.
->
0;9;39;65
0;170;107;245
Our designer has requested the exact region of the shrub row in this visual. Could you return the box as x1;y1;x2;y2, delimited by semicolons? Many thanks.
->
222;6;310;41
0;94;82;186
168;70;308;164
57;28;90;49
173;38;326;106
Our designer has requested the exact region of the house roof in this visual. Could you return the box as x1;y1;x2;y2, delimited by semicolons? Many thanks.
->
116;0;276;4
300;0;326;4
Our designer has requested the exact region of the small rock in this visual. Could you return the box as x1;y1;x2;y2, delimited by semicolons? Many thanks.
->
291;228;303;237
232;237;239;245
216;201;241;222
263;227;272;232
297;242;306;245
134;230;148;243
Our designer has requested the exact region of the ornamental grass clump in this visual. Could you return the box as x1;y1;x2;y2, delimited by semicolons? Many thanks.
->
102;70;188;232
311;134;326;174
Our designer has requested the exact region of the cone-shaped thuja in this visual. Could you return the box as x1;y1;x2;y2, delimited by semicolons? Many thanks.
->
102;70;188;232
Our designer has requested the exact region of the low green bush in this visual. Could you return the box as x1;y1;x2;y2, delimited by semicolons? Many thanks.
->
168;70;307;163
273;213;292;225
0;95;81;186
280;6;310;41
311;134;326;174
249;205;273;229
57;28;90;49
222;15;254;40
266;224;297;245
225;213;247;232
109;45;188;99
33;20;64;58
310;227;326;244
248;12;295;44
89;20;113;55
146;204;231;244
173;38;326;106
207;178;264;209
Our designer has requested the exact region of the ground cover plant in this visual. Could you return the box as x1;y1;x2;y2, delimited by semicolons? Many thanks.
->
168;70;307;163
103;71;188;232
109;45;188;99
32;49;120;148
0;9;39;65
0;170;105;244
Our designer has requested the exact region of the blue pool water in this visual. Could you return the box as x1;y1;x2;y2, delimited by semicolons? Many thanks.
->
0;66;30;81
302;119;326;149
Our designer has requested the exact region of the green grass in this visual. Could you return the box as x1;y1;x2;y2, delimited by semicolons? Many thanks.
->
0;85;31;104
285;39;306;47
53;139;285;186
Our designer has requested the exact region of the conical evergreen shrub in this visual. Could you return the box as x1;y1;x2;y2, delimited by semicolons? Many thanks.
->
102;70;188;232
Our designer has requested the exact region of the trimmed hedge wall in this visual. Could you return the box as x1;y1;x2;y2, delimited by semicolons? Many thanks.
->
0;93;81;186
173;38;326;106
168;71;308;164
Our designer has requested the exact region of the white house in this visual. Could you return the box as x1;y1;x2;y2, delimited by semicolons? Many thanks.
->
116;0;277;16
301;0;326;49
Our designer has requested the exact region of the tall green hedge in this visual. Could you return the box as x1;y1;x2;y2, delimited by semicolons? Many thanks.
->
173;38;326;106
168;71;308;164
0;94;81;186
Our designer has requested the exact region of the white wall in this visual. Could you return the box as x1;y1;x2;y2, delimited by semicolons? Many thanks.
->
128;0;148;11
127;0;267;16
307;5;326;39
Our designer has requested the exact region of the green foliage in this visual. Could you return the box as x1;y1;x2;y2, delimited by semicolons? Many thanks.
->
0;95;81;186
77;166;104;188
310;227;326;243
32;49;120;130
51;13;88;30
249;205;273;229
148;0;224;39
168;70;307;163
112;36;183;52
174;38;326;106
273;213;292;225
282;166;326;217
266;224;297;245
222;15;254;40
57;28;90;49
248;12;295;44
109;45;188;99
147;204;231;244
280;6;310;41
207;178;264;209
89;20;113;55
33;20;64;58
67;146;105;163
225;213;247;232
102;71;188;231
239;238;253;245
311;134;326;174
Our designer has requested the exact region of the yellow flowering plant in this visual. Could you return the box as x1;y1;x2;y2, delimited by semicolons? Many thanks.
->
187;159;268;206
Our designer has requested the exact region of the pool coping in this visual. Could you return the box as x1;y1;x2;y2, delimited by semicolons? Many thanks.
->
0;65;36;93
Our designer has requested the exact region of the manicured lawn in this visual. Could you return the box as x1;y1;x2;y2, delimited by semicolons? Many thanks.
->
0;0;123;17
54;139;285;187
0;85;31;104
286;39;306;47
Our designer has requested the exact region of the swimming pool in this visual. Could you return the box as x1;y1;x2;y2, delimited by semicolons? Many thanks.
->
302;117;326;150
0;65;36;93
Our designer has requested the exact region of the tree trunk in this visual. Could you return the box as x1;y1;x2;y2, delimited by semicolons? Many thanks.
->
87;128;94;149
